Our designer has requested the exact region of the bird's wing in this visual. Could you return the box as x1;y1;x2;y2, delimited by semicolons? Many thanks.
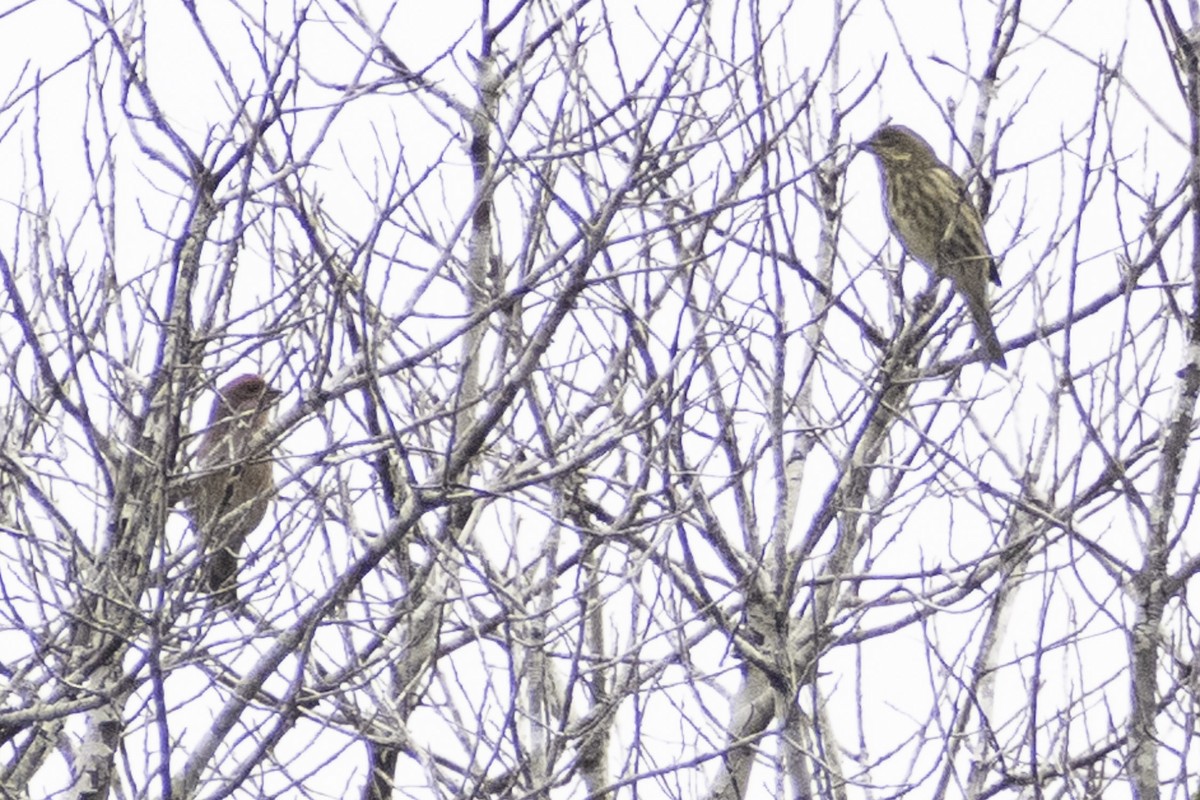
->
928;166;998;285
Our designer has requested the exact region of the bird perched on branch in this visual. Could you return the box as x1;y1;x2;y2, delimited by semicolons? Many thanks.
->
862;124;1007;368
180;374;283;609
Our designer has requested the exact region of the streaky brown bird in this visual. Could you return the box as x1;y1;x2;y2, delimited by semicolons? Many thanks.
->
182;374;283;608
863;124;1007;368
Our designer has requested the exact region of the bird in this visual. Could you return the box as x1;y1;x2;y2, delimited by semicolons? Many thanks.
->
862;124;1007;368
180;374;283;608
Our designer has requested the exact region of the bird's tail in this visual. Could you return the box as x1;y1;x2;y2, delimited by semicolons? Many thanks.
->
205;547;240;609
962;288;1007;369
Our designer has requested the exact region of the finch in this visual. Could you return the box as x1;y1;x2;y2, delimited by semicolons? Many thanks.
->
182;374;283;608
863;124;1007;368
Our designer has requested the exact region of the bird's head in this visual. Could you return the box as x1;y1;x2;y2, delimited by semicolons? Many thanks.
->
861;125;938;168
210;374;283;424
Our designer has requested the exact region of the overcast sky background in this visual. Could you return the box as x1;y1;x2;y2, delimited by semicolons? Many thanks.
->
0;1;1191;798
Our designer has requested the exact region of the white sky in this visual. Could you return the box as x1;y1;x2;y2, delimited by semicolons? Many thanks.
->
0;1;1190;798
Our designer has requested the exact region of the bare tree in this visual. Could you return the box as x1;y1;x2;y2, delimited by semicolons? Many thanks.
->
0;1;1196;798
